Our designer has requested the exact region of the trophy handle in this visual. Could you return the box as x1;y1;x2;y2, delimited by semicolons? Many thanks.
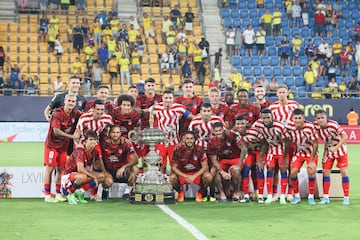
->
128;130;139;144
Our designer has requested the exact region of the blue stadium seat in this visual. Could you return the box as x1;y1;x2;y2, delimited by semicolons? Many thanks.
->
273;66;281;76
241;56;251;66
224;18;232;28
259;8;266;17
297;86;307;98
242;18;250;28
266;1;274;9
261;56;270;66
292;28;300;36
285;77;295;86
248;1;256;9
283;66;292;76
231;9;239;18
300;56;308;66
343;10;350;19
345;19;354;29
293;66;302;77
266;36;274;46
251;56;260;66
349;1;357;11
295;77;305;86
253;66;262;77
309;18;315;28
263;66;272;77
351;10;359;20
316;76;325;88
235;66;242;73
339;28;348;39
233;18;241;28
232;56;241;66
282;28;290;37
250;9;258;19
290;86;298;95
276;77;285;84
268;47;277;56
332;29;339;38
243;66;253;76
252;19;260;27
301;28;310;38
275;36;282;46
240;9;248;18
221;8;230;18
270;56;279;66
342;38;350;46
337;19;344;29
281;18;288;28
238;1;246;9
313;37;322;46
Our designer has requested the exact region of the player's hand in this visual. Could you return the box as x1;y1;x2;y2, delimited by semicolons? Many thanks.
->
116;166;126;178
282;158;289;169
220;170;231;180
93;178;99;187
328;146;337;153
72;131;81;140
256;160;264;171
185;175;195;184
308;161;316;170
120;137;132;145
175;142;184;150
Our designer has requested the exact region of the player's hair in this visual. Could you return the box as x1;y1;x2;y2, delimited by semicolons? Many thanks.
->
93;99;104;107
68;76;80;84
225;87;234;95
128;85;137;91
85;130;98;140
314;109;326;116
117;94;135;107
163;90;173;95
64;93;77;100
183;79;194;85
293;108;305;116
145;77;156;84
97;85;109;90
200;102;212;110
109;124;121;132
183;130;196;138
208;87;220;96
212;121;224;129
277;84;288;91
235;115;247;121
237;88;249;95
261;108;272;115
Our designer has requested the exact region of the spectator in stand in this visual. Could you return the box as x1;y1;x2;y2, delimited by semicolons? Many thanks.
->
108;55;118;86
311;87;324;99
93;17;102;46
347;76;360;98
97;42;108;73
84;68;92;96
181;56;191;79
7;59;25;92
285;0;293;20
97;10;107;30
39;0;47;15
118;24;128;43
340;47;351;77
142;12;157;45
234;26;242;56
327;56;337;81
199;37;210;60
170;4;182;29
53;75;64;95
325;10;336;38
184;6;194;35
81;17;90;43
161;15;172;44
333;0;343;19
256;25;266;56
60;0;70;15
272;7;282;36
352;23;360;42
228;69;243;96
39;13;49;43
225;26;235;59
308;57;320;80
338;79;347;98
256;0;264;8
355;40;360;65
119;53;131;87
101;25;112;43
54;35;64;64
18;74;27;96
166;25;176;46
304;65;315;97
314;8;326;37
47;23;57;53
109;15;120;38
26;77;36;96
0;46;5;68
76;0;87;14
128;16;140;33
197;61;207;86
131;47;141;75
304;38;316;60
72;56;82;78
301;2;309;27
72;22;84;54
260;9;273;36
292;0;302;28
332;39;342;65
49;0;58;11
240;77;252;92
135;36;145;64
3;77;13;96
317;38;329;60
243;24;256;57
193;44;203;72
213;47;223;73
49;11;59;36
267;77;279;97
92;63;103;90
280;34;290;66
292;33;302;66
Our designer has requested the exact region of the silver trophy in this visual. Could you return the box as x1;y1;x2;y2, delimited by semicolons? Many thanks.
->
128;109;176;204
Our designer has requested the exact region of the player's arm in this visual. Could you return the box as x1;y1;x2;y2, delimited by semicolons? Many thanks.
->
53;127;81;140
171;162;188;178
43;105;52;122
257;139;268;170
282;137;290;166
329;131;348;153
77;161;98;187
310;138;319;163
236;143;248;169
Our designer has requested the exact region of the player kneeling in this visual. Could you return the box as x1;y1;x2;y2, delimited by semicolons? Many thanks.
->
170;131;212;202
61;131;113;204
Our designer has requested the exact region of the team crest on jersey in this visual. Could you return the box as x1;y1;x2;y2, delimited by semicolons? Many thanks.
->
128;120;132;125
118;149;123;154
226;142;231;146
71;118;75;123
193;156;198;161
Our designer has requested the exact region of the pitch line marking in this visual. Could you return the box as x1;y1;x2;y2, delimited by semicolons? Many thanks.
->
157;205;209;240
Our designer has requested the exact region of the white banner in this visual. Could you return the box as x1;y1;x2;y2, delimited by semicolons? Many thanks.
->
0;122;48;142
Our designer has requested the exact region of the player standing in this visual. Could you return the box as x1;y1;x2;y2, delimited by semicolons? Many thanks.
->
314;109;350;205
84;85;114;114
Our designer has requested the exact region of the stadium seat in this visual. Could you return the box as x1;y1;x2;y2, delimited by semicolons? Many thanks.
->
252;19;260;28
251;56;260;66
345;19;353;29
299;56;308;66
285;77;294;86
297;86;307;98
349;1;357;11
351;10;359;20
241;56;251;66
292;28;300;36
313;37;322;46
232;55;241;66
253;66;262;77
229;0;237;8
276;77;285;84
268;47;277;56
295;77;305;86
221;8;230;18
240;9;248;18
248;2;256;9
275;36;282;46
266;36;274;47
337;19;344;29
273;66;281;76
339;28;347;39
283;66;292;76
270;56;279;66
224;18;232;28
293;66;302;77
263;66;272;77
343;10;350;19
242;18;250;27
243;66;252;76
282;28;290;37
281;18;288;28
332;29;339;38
233;18;241;28
301;28;310;38
261;56;270;66
250;9;258;19
238;1;246;9
231;9;239;18
266;1;274;9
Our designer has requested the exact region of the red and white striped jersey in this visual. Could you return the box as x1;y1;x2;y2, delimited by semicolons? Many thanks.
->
252;119;289;156
76;112;113;144
314;119;348;158
153;103;189;145
269;100;300;126
287;121;318;157
243;127;263;151
188;115;225;150
211;102;233;123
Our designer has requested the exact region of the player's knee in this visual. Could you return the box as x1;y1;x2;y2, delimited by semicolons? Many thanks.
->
202;172;213;185
75;173;87;184
290;168;299;177
340;168;348;177
169;173;178;185
104;175;114;188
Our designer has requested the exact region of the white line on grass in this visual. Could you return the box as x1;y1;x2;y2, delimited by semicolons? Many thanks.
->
157;205;209;240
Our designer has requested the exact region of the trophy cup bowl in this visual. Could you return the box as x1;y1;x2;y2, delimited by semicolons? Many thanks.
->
128;127;175;204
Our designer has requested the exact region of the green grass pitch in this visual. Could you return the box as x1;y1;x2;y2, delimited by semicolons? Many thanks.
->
0;143;359;239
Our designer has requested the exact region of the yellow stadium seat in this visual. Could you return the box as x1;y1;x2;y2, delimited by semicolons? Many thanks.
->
29;55;38;63
29;63;38;73
19;53;28;63
40;64;49;73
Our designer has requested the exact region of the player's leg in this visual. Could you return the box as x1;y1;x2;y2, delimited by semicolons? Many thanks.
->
337;154;350;205
278;155;289;205
170;173;184;202
43;148;58;203
319;156;334;204
265;156;276;203
289;156;305;204
54;152;68;202
306;155;318;205
241;154;253;202
229;164;241;202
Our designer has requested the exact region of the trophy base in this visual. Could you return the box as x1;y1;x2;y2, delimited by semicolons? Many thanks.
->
129;192;175;204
